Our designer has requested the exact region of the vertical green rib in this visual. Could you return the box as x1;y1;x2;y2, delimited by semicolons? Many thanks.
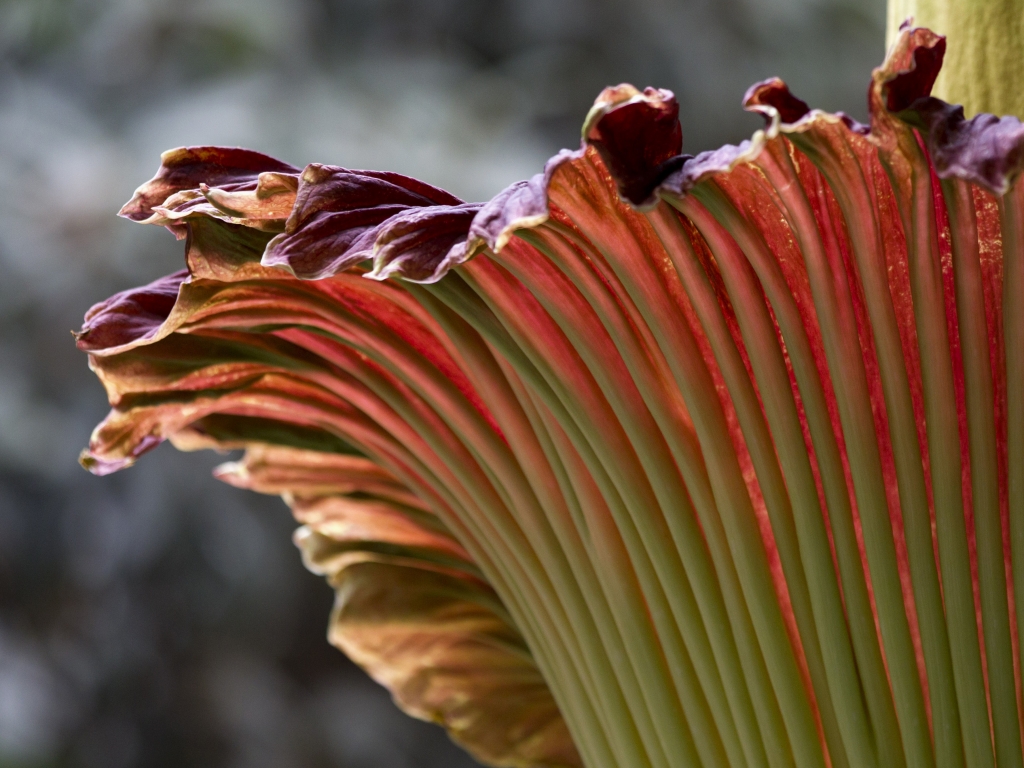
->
522;225;771;768
637;205;854;768
672;186;900;768
779;131;964;768
326;386;617;768
893;149;993;768
523;219;821;768
511;363;735;768
686;177;935;768
428;271;704;768
322;334;622;768
518;225;794;768
521;381;733;768
481;240;723;768
1001;181;1024;768
944;178;1022;768
648;202;875;768
684;176;933;768
410;285;661;768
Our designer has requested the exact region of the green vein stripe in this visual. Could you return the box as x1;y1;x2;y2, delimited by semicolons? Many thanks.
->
316;325;622;768
430;272;703;768
409;285;658;768
1001;181;1024;768
671;183;912;768
521;219;811;768
648;202;873;768
784;132;965;768
946;178;1023;768
480;243;709;768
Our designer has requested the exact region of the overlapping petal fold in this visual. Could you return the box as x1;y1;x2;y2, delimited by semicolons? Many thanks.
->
80;23;1024;768
262;164;465;279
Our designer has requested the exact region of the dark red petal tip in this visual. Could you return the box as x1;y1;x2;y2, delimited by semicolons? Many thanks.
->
870;25;947;127
743;78;811;126
582;84;685;208
883;31;946;113
75;270;188;354
875;24;1024;194
119;147;299;223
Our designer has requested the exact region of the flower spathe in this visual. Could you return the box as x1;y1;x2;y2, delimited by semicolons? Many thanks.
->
77;24;1024;768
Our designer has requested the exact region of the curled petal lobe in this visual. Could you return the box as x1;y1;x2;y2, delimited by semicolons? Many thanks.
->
75;270;188;354
212;425;580;768
743;78;811;126
218;446;473;569
582;84;685;208
263;163;464;279
873;24;1024;192
367;203;482;283
119;146;299;227
901;103;1024;195
75;220;583;766
212;444;400;497
141;174;300;236
877;26;946;114
309;555;581;768
200;172;299;224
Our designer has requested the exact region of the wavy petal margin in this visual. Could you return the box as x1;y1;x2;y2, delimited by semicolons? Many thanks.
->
79;24;1024;768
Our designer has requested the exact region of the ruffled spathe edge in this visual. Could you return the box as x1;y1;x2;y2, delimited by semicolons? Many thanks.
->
474;22;1024;254
80;24;1024;367
362;24;1024;286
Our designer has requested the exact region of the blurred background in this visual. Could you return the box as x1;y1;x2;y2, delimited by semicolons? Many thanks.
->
0;0;884;765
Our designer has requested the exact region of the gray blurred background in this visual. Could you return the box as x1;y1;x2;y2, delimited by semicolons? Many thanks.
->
0;0;884;766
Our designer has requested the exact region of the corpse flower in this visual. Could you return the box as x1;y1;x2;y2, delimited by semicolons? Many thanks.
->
77;21;1024;768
